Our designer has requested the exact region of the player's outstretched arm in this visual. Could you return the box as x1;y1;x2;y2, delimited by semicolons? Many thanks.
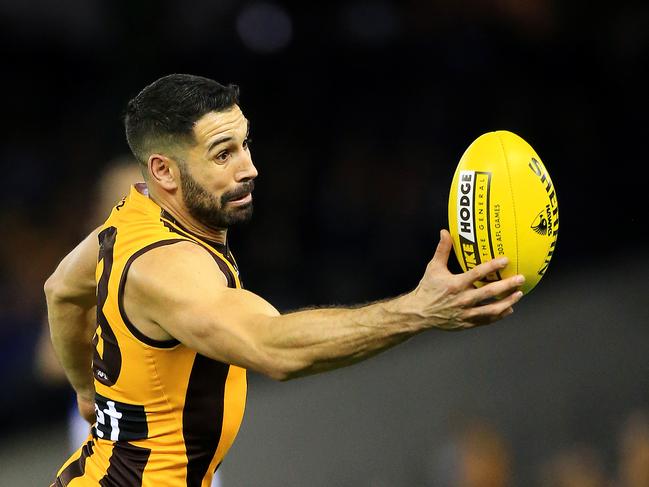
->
125;230;524;381
44;228;100;421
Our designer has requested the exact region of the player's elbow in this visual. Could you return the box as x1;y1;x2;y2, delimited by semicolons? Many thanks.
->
44;272;70;305
43;269;95;308
44;272;62;302
251;355;293;381
197;325;299;381
253;337;316;381
263;368;292;382
262;366;300;382
257;355;310;382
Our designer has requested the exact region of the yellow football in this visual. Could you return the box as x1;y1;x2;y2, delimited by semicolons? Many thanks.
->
448;131;558;294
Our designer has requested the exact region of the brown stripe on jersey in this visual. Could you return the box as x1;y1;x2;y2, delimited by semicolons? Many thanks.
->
55;440;94;486
207;253;237;288
98;442;151;486
118;239;186;348
159;209;230;255
94;226;122;386
159;212;239;288
183;356;230;487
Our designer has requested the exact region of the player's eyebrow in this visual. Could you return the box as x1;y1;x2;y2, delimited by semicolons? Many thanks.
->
207;136;232;153
207;119;250;154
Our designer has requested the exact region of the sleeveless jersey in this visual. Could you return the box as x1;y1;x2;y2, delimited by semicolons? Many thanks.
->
55;184;247;487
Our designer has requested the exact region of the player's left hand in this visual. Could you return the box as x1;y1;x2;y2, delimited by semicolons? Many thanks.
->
408;229;524;331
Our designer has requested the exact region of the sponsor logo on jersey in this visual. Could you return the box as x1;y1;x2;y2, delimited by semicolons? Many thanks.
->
94;393;148;442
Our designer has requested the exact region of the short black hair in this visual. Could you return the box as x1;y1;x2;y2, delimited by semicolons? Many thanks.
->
124;74;240;164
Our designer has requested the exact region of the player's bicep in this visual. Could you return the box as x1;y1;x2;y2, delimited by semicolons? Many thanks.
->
126;242;279;368
45;227;101;307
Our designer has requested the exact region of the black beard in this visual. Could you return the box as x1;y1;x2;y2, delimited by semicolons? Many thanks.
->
179;166;254;230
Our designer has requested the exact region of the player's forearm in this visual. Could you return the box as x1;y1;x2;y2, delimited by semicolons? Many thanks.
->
45;286;96;399
253;294;423;380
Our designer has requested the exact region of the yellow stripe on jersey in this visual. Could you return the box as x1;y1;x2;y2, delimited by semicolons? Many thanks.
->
55;184;247;487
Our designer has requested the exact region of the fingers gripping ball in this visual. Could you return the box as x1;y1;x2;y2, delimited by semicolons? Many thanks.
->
448;131;558;294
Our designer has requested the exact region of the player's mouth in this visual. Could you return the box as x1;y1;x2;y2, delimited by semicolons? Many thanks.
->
228;192;252;206
225;180;255;206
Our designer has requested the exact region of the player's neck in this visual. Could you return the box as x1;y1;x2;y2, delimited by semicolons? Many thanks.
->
151;194;228;246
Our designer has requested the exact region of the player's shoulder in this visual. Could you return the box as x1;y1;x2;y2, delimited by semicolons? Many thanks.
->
130;239;221;270
127;239;229;290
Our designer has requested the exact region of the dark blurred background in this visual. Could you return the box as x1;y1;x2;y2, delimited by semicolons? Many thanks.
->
1;0;648;486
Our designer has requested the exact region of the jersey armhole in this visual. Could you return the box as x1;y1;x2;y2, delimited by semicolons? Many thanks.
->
117;239;187;349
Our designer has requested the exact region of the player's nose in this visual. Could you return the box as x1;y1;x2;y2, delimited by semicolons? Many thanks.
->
236;151;258;182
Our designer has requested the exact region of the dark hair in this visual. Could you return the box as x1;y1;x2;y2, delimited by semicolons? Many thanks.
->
124;74;240;164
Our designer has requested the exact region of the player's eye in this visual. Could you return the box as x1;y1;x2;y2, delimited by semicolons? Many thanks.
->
243;138;252;150
215;150;230;162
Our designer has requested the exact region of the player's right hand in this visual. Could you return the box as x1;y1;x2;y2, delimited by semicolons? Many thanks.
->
407;229;524;331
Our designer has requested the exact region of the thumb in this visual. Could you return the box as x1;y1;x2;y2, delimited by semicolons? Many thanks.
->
430;229;453;270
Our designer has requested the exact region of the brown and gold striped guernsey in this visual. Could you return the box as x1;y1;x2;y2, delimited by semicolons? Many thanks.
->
55;184;247;487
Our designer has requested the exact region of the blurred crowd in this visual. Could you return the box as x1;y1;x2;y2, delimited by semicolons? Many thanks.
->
421;410;649;487
2;0;647;320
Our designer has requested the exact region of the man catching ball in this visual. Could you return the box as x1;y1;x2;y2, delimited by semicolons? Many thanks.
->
45;74;524;486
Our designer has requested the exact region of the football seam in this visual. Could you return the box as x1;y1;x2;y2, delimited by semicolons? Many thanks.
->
496;132;519;275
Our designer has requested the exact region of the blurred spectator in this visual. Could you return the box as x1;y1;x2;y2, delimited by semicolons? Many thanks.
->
457;419;512;487
34;156;142;451
35;156;141;380
426;417;512;487
616;410;649;487
538;445;609;487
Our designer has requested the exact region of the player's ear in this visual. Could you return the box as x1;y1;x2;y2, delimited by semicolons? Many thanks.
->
148;154;179;191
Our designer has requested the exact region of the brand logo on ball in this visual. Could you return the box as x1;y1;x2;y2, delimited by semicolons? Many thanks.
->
531;210;549;235
457;170;475;243
528;157;559;275
530;204;556;237
456;170;499;282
